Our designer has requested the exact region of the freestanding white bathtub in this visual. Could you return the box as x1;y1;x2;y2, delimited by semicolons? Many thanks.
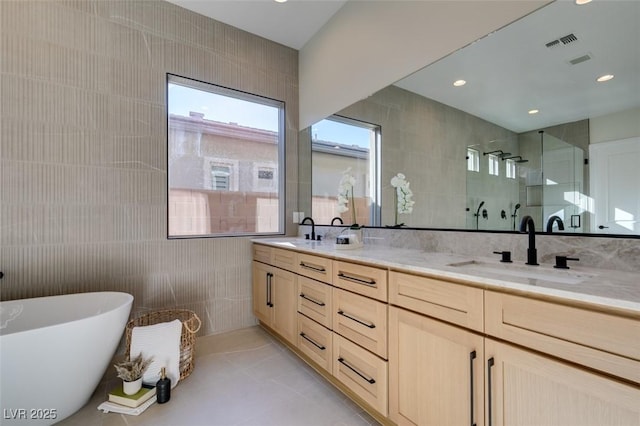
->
0;292;133;425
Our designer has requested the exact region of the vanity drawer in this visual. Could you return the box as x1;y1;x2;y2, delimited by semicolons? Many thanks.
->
272;247;297;272
298;276;332;329
485;291;640;383
253;244;271;264
297;313;333;374
298;253;333;282
389;271;484;332
333;333;388;416
333;261;388;302
333;288;388;359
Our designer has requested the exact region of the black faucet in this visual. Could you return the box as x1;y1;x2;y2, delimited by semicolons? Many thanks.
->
519;215;539;265
300;216;316;240
546;215;565;233
331;217;344;225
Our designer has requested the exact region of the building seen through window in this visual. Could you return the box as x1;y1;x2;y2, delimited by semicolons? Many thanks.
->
167;74;285;237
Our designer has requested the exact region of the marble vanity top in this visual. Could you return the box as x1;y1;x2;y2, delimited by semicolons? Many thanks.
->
253;237;640;316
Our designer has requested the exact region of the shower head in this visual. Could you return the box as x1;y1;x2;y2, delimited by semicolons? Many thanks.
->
483;150;511;158
476;201;485;216
503;155;528;163
514;203;521;210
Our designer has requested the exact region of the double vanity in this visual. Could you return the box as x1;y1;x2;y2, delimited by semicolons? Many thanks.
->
252;237;640;426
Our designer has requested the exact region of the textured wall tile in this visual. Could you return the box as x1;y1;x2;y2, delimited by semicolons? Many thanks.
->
0;0;298;339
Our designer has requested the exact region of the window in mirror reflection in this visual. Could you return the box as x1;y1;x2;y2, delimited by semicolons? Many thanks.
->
488;154;500;176
467;148;480;172
505;159;516;179
311;116;381;226
167;74;285;238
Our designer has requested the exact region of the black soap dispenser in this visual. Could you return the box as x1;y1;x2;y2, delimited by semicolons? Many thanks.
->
156;367;171;404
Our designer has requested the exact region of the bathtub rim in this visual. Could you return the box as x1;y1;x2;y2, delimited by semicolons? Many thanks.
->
0;291;134;336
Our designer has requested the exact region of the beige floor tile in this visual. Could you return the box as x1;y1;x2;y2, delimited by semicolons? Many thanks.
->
58;326;380;426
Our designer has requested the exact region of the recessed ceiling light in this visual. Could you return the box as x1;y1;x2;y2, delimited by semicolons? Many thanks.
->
596;74;614;82
528;109;539;115
274;0;287;3
453;79;466;87
575;0;592;5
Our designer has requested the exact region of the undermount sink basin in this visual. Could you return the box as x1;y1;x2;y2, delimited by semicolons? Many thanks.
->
273;240;324;249
447;260;595;285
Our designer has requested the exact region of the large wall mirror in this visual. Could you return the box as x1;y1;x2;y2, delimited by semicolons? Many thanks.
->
300;0;640;236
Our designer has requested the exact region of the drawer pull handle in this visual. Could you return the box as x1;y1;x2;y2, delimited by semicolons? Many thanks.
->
338;357;375;384
470;350;477;426
299;332;325;350
487;357;495;426
299;293;325;306
337;272;376;286
266;272;274;307
337;310;376;329
300;262;326;273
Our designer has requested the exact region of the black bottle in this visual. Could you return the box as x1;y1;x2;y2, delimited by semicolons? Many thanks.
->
156;367;171;404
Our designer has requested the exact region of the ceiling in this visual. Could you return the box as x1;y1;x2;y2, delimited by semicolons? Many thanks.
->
166;0;639;133
165;0;347;50
395;0;640;133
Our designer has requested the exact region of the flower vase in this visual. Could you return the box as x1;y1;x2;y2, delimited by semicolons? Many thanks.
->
123;378;142;395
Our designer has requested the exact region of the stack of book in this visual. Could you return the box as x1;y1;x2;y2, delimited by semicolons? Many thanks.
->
97;384;156;415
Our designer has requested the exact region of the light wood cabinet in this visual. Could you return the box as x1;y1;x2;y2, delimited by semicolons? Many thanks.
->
333;261;388;302
333;287;388;359
297;275;332;329
298;252;333;282
252;260;297;344
485;339;640;426
333;333;388;417
252;261;272;325
253;242;640;426
389;306;484;426
272;247;298;271
485;291;640;383
389;271;484;332
297;313;333;374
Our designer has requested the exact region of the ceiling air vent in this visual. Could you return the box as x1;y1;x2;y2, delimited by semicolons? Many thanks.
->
545;33;579;49
560;33;578;45
545;39;561;49
569;53;592;65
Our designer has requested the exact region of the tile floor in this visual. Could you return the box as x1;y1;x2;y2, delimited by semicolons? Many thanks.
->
59;326;380;426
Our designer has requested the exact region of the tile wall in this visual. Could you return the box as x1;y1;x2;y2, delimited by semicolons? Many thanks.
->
0;0;299;336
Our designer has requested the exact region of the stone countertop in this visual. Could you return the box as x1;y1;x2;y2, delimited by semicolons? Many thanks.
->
253;237;640;316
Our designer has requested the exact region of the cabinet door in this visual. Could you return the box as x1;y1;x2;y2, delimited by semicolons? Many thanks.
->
485;339;640;426
252;261;272;325
271;267;297;344
389;306;484;426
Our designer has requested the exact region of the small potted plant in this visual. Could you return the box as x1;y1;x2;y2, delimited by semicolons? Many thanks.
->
113;353;153;395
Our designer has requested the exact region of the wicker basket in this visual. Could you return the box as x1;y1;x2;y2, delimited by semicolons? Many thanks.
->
125;309;202;381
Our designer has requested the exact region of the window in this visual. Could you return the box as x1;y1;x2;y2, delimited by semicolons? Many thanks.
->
311;116;381;226
488;154;500;176
505;158;516;179
467;148;480;172
253;162;278;192
167;74;285;237
211;165;231;190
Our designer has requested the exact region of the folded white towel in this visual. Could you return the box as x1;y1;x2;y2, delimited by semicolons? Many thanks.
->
130;319;181;388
